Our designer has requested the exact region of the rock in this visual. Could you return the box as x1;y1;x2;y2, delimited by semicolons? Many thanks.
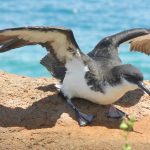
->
0;71;150;150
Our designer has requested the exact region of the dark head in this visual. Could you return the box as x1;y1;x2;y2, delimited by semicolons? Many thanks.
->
112;64;150;95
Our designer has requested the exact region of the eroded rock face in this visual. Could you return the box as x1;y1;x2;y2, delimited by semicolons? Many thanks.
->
0;71;150;150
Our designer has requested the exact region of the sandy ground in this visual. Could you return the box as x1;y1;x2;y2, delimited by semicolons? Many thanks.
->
0;71;150;150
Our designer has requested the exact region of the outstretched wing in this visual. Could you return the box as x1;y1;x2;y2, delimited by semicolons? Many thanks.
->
89;28;150;57
0;26;81;80
0;26;81;62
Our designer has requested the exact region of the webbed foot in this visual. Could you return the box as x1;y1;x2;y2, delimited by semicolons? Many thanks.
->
67;99;94;126
76;111;94;126
107;105;126;118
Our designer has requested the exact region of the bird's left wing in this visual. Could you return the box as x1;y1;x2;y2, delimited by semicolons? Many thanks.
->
0;26;81;63
89;28;150;57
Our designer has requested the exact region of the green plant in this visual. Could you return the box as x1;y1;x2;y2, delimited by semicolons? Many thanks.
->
120;116;136;150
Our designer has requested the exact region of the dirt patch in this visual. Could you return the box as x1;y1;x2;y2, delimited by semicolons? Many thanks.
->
0;71;150;150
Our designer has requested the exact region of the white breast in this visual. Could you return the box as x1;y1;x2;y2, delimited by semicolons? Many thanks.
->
61;58;138;105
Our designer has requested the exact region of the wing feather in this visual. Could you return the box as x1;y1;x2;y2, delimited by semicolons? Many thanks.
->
0;26;80;62
130;34;150;55
89;28;150;57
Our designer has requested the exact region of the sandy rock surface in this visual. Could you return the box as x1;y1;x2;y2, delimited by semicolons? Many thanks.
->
0;71;150;150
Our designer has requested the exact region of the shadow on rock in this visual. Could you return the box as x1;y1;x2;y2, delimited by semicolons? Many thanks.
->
0;85;143;130
36;84;57;92
0;93;74;129
116;89;144;107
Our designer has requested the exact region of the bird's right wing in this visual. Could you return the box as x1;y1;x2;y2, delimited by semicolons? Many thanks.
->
0;26;81;63
0;26;83;80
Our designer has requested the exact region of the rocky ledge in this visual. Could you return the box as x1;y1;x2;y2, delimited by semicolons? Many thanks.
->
0;71;150;150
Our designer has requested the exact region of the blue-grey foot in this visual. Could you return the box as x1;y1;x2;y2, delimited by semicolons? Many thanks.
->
67;99;94;126
75;111;95;126
107;105;126;118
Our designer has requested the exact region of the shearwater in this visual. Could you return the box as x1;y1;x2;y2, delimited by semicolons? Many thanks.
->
0;26;150;126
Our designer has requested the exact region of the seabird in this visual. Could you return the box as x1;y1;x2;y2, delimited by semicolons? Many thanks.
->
0;26;150;126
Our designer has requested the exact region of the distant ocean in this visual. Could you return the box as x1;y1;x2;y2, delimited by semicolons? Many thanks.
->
0;0;150;79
